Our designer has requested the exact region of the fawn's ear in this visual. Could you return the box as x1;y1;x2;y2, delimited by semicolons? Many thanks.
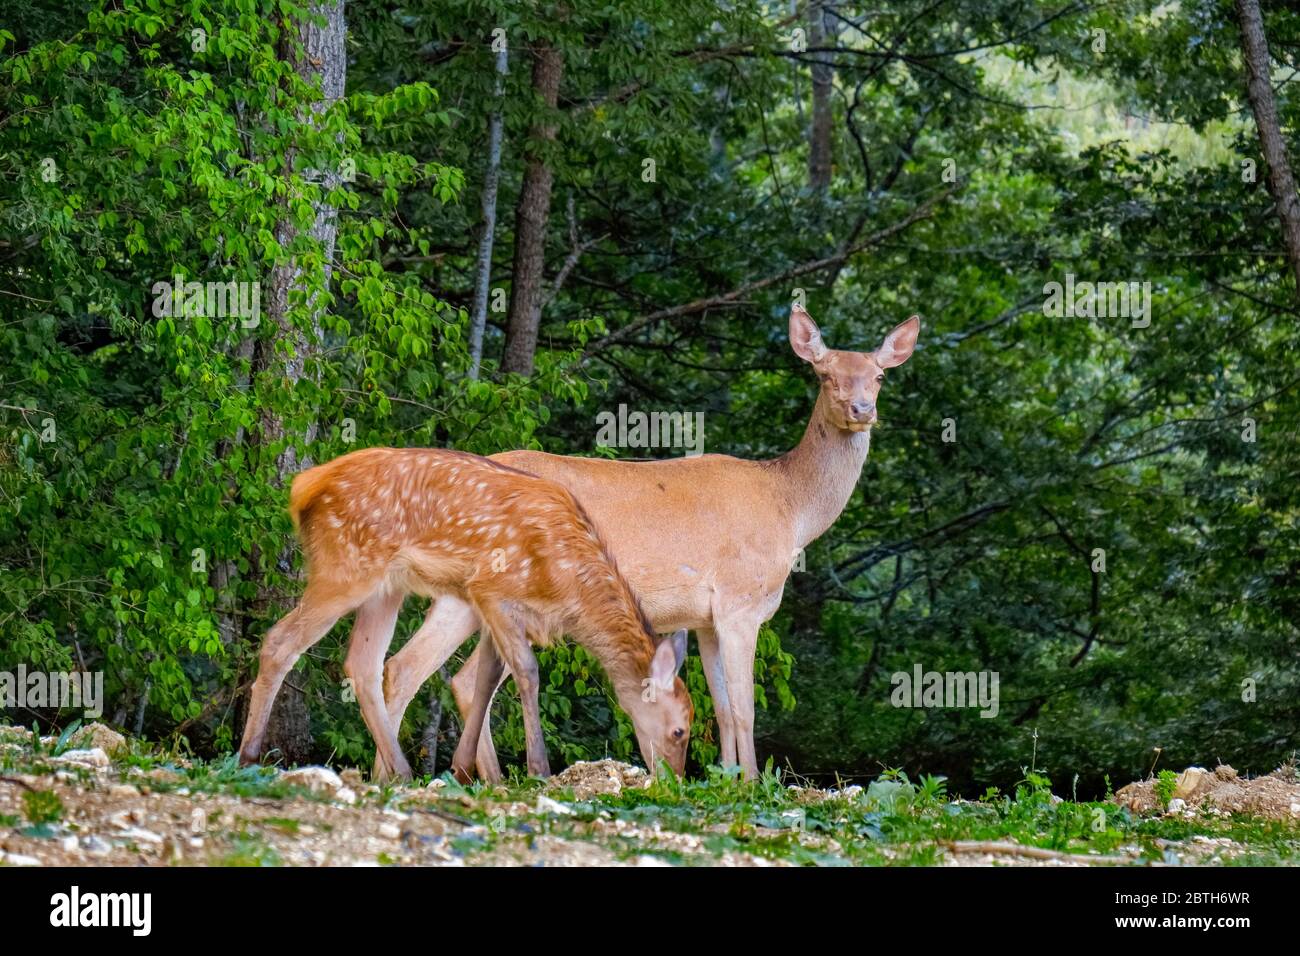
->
875;315;920;368
789;305;828;364
651;629;689;688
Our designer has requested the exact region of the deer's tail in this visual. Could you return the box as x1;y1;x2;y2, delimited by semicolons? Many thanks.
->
288;461;336;533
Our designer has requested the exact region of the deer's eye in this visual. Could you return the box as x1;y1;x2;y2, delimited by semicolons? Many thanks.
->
875;374;885;384
672;728;685;740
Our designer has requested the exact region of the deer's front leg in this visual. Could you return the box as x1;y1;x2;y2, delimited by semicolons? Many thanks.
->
450;629;504;785
378;597;479;780
696;626;737;768
451;643;507;782
715;614;762;780
472;604;550;778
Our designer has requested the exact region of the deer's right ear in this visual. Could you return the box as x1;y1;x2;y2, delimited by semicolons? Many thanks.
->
789;305;828;364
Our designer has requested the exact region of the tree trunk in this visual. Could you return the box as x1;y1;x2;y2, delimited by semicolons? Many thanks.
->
501;42;563;376
1236;0;1300;298
808;1;834;195
468;44;509;379
253;0;347;764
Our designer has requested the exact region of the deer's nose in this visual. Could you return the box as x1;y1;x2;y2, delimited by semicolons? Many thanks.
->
850;400;876;421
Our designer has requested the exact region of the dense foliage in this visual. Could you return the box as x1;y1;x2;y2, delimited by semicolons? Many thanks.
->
2;0;1297;796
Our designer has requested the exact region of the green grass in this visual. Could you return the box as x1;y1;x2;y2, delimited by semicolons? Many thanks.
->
3;723;1296;866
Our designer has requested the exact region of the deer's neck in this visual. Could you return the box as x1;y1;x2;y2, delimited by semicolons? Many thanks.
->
776;391;872;548
569;578;655;703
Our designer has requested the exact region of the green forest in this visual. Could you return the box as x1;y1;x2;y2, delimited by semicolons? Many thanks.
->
2;0;1298;803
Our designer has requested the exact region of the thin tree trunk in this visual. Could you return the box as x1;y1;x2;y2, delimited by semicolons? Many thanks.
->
501;42;563;376
1237;0;1300;297
252;0;347;764
418;666;449;777
808;1;834;195
468;43;509;379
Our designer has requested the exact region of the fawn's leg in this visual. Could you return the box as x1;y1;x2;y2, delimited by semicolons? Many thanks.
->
343;590;410;781
451;642;508;781
376;597;479;779
450;632;503;785
239;581;365;765
697;625;737;768
473;603;549;778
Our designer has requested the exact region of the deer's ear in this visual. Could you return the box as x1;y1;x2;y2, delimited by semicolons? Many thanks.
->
876;315;920;368
651;629;688;688
789;305;828;364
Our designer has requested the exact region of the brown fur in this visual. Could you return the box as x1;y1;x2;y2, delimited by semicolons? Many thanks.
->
238;446;691;778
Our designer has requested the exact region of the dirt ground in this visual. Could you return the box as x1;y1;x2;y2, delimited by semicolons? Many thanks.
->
1114;764;1300;821
1;724;1296;866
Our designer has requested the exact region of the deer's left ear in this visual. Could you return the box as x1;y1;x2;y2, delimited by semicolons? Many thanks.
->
876;315;920;368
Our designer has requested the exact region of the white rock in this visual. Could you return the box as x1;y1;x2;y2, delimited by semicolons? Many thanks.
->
281;766;344;793
335;787;358;805
536;795;575;815
1167;798;1187;813
69;722;127;755
54;747;110;769
82;835;112;857
378;823;401;840
1;852;41;866
117;826;163;845
1173;767;1208;801
60;835;79;853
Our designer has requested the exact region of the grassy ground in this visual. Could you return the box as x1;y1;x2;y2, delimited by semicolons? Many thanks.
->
1;723;1297;866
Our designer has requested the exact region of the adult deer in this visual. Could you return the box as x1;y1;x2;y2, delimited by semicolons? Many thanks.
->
237;447;692;779
376;306;918;780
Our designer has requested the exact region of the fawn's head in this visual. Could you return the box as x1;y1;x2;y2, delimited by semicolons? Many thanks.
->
790;306;920;432
626;628;692;776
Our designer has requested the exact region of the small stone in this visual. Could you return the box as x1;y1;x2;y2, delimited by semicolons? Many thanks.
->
1173;767;1208;801
54;748;110;769
117;826;163;845
2;852;41;866
69;723;127;755
82;835;112;857
281;766;344;793
378;823;401;840
335;787;357;805
1167;798;1187;813
536;795;575;816
60;835;80;853
108;784;140;798
340;768;365;791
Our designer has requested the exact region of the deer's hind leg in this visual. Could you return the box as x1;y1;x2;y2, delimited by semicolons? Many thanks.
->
468;597;550;779
344;589;409;781
376;597;481;780
240;579;371;766
451;642;508;782
450;627;504;785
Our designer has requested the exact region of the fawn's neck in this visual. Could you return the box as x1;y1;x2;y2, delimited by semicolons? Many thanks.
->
568;576;655;703
775;390;872;549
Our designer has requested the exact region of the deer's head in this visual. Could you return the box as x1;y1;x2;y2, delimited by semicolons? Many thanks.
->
626;628;692;776
790;306;919;432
